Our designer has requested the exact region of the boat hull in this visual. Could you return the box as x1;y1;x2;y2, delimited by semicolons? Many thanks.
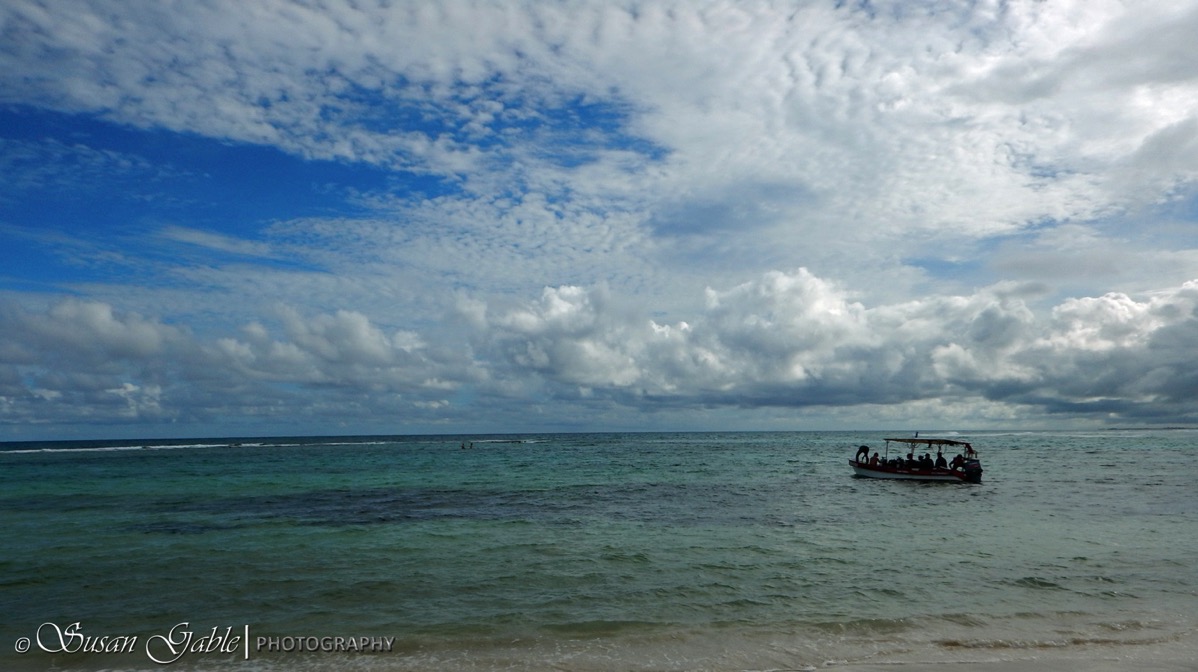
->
849;460;981;483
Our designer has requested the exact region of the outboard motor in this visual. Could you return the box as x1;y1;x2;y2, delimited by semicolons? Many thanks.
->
963;459;983;484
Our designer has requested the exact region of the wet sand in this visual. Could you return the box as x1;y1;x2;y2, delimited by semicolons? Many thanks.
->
835;662;1193;672
829;643;1197;672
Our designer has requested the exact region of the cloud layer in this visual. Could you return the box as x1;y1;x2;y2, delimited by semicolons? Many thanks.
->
3;1;1198;437
6;271;1198;435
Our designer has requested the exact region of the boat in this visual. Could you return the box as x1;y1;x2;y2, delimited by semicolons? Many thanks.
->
849;437;983;483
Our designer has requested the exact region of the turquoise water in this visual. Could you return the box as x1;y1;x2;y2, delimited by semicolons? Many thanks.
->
1;430;1196;670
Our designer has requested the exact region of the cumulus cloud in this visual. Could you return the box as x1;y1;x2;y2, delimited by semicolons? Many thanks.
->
473;269;1198;424
0;298;475;431
5;268;1198;434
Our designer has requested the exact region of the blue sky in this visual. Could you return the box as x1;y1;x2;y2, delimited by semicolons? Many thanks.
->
4;1;1198;440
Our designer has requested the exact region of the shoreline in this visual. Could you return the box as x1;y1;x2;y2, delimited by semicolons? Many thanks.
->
5;626;1197;672
824;631;1198;672
833;659;1196;672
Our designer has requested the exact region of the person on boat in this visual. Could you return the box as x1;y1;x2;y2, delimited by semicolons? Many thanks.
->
964;443;977;458
935;451;947;468
869;452;880;466
905;452;916;468
855;445;870;463
950;454;965;470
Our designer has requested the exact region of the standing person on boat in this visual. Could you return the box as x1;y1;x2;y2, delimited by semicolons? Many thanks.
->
855;445;870;463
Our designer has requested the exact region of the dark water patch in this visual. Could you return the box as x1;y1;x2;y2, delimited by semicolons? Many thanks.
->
1010;576;1067;590
124;479;783;534
600;548;651;563
0;492;124;513
124;520;238;535
542;619;661;635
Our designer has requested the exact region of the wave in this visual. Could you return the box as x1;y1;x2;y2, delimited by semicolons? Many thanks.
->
0;438;405;455
1;443;226;454
1009;576;1068;590
936;632;1181;650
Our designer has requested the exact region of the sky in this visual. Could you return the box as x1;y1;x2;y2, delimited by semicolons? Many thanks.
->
3;0;1198;440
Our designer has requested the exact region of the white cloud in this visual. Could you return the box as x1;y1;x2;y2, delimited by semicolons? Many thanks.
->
463;269;1198;424
4;1;1198;435
9;0;1195;241
158;225;275;259
0;298;478;431
490;284;641;387
27;299;183;361
6;267;1198;435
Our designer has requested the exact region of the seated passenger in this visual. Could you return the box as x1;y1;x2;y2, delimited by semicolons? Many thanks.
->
869;452;880;466
950;454;964;470
935;451;947;468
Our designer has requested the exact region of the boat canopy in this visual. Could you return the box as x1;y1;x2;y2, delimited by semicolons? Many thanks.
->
883;437;970;447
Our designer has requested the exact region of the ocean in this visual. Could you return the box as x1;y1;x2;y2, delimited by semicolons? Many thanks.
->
1;430;1195;671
